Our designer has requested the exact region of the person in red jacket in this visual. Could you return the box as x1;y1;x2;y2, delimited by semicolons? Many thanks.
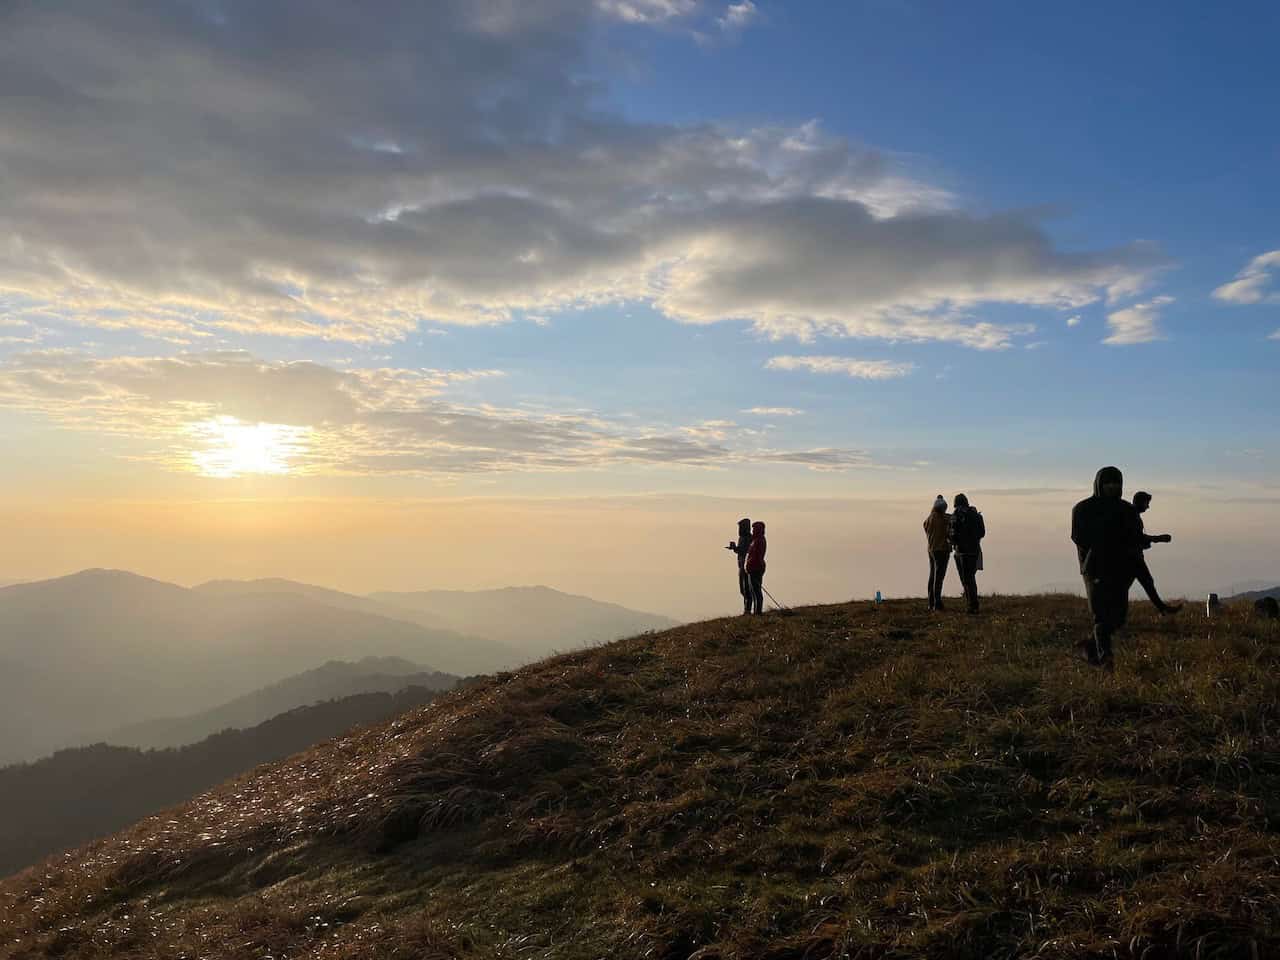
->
744;520;767;615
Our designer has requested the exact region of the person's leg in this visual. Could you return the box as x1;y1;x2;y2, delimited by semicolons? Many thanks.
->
935;551;949;609
957;555;978;612
1084;577;1109;665
739;567;751;614
750;571;764;614
1094;578;1128;665
1135;557;1180;614
927;552;937;608
963;555;979;613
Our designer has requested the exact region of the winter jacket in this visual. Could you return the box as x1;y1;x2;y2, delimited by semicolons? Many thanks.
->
1071;466;1142;582
923;510;951;553
744;521;767;574
950;505;985;555
734;519;752;570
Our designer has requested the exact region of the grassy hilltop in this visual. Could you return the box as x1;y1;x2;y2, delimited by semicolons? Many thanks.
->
3;596;1280;959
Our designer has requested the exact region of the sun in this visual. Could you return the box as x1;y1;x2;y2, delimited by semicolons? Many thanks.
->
189;416;310;478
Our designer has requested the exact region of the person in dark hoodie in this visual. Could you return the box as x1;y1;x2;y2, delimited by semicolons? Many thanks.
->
726;518;753;615
923;495;951;611
950;493;985;614
1071;466;1143;669
744;520;767;615
1132;491;1181;614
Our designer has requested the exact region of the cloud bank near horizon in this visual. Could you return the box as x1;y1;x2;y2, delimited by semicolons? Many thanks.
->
0;350;884;476
0;0;1160;352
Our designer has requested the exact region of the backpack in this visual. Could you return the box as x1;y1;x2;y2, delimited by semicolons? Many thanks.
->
950;508;985;553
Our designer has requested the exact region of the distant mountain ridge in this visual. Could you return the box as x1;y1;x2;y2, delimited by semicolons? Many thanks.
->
0;570;502;764
0;570;678;764
372;584;680;656
1228;584;1280;603
105;656;459;750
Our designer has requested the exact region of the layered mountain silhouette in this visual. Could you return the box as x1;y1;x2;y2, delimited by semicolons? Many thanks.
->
0;684;448;878
0;570;675;764
104;656;458;750
4;597;1279;957
1228;584;1280;603
371;585;679;658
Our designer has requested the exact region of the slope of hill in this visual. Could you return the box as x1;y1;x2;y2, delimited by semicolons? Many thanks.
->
105;657;459;750
0;685;447;879
0;570;506;764
371;584;680;657
4;597;1280;958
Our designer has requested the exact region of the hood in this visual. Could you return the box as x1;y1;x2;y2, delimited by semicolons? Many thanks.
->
1093;466;1123;498
738;518;752;536
953;493;969;510
751;521;765;536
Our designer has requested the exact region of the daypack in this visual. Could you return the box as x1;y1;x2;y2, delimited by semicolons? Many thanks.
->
950;508;985;553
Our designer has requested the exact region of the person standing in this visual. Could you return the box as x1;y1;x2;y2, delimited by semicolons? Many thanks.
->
1132;491;1181;614
744;520;767;615
923;495;951;611
726;518;753;615
1071;466;1143;669
950;494;985;614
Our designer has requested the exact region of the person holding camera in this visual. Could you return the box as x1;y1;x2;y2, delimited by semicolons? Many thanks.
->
725;517;753;615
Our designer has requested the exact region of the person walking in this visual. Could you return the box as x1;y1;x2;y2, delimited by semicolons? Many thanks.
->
923;495;951;611
726;518;753;615
950;494;985;614
744;520;767;615
1132;491;1181;614
1071;466;1143;670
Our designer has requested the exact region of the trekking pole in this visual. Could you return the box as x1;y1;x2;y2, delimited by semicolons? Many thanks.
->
762;585;791;614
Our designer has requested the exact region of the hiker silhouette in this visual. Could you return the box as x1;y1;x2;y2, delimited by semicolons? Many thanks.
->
1133;491;1181;614
1071;466;1143;669
744;521;767;615
923;495;951;611
950;494;985;614
726;518;752;615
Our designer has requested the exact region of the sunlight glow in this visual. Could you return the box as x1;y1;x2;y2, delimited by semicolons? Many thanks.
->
188;417;310;478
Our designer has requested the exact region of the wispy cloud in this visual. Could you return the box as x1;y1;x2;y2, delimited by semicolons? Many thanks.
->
1213;250;1280;305
1104;295;1173;345
0;1;1160;351
0;351;882;476
742;406;805;416
765;355;915;379
1066;315;1082;327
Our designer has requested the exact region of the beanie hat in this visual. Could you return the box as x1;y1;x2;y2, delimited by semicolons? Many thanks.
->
933;495;947;511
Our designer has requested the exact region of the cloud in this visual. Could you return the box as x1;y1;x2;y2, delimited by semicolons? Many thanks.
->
718;1;759;32
1213;250;1280;305
1066;315;1082;327
0;1;1160;351
1103;295;1173;345
765;355;915;379
596;0;697;23
0;351;878;476
742;406;804;416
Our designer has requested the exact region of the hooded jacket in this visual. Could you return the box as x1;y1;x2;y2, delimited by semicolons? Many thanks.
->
744;521;767;574
1071;466;1142;581
923;508;951;553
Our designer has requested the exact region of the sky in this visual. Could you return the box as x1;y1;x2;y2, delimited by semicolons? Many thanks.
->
0;0;1276;619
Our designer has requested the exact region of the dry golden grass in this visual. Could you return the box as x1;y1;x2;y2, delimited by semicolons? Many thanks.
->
3;595;1279;959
